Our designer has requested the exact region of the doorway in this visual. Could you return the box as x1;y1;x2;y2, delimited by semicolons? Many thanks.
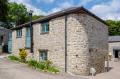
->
113;49;120;58
114;50;119;58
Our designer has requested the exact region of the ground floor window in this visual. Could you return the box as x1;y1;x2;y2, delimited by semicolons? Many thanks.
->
39;50;48;61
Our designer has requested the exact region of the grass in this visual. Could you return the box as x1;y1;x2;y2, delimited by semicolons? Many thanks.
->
8;55;20;61
47;66;59;73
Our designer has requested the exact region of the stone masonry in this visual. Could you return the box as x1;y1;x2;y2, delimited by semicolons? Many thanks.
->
33;16;65;69
12;7;108;76
66;13;108;75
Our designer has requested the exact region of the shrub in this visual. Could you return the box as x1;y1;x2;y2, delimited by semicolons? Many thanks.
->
36;62;45;70
8;55;20;61
27;59;38;67
27;59;59;73
44;60;52;69
19;49;27;62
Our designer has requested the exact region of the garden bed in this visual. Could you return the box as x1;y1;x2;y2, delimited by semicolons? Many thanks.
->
8;55;59;74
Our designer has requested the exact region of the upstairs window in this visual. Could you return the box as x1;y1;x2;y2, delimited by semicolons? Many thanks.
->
39;50;48;61
41;22;49;33
16;29;22;38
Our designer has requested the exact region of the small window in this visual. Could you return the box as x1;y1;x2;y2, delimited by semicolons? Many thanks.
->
39;50;48;61
16;29;22;38
41;22;49;33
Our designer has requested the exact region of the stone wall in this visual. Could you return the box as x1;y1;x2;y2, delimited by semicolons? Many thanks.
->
12;27;31;56
66;14;90;75
84;14;108;74
66;13;108;75
33;17;65;70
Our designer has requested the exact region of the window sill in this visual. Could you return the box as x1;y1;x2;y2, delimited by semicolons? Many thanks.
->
40;32;49;35
25;47;31;49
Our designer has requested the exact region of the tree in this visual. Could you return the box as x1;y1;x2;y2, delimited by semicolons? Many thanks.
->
0;1;44;29
0;0;8;21
7;2;29;26
7;2;44;27
106;20;120;36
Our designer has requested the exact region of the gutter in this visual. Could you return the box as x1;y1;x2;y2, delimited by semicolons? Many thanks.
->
65;15;68;72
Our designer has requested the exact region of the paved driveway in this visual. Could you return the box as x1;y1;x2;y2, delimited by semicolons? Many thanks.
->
0;58;86;79
1;56;120;79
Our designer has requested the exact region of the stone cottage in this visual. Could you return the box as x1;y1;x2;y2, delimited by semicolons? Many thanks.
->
109;36;120;61
11;7;108;75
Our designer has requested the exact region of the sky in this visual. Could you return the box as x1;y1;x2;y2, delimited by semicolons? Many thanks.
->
9;0;120;20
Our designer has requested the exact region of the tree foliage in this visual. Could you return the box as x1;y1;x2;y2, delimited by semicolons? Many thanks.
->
106;20;120;36
0;2;44;29
7;2;29;25
32;15;44;20
0;0;8;21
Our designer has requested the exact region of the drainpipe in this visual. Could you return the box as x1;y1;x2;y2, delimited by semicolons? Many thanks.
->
65;15;68;72
29;10;34;55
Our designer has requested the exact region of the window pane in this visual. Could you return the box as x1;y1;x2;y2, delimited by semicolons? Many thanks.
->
42;24;45;32
26;27;31;36
25;27;31;48
20;30;22;36
19;30;20;36
8;33;12;52
41;22;49;33
45;24;49;32
16;29;22;37
18;30;20;36
26;36;31;47
39;51;47;61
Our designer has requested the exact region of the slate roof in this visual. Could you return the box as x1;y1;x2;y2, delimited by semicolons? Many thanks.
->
109;36;120;42
11;6;107;30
